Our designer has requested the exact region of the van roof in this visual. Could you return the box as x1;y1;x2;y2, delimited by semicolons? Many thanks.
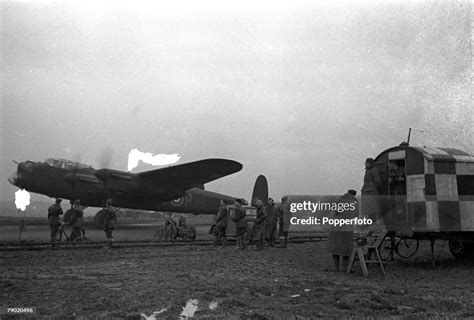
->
377;146;474;163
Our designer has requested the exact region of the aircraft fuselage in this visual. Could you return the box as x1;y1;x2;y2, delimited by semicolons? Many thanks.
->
9;159;239;214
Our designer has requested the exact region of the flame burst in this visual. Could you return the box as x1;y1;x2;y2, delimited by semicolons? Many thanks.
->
127;149;180;171
15;189;31;212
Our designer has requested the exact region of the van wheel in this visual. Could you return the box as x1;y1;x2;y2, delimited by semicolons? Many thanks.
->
449;240;474;259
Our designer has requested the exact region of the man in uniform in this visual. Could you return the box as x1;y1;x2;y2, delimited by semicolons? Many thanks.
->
264;197;278;246
47;198;63;247
69;199;84;244
327;190;359;272
252;199;267;251
213;200;229;247
277;196;291;248
232;199;248;250
166;214;178;241
361;158;382;226
178;216;187;228
103;198;117;248
388;160;406;215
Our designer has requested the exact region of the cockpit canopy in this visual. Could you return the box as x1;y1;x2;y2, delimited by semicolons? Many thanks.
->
45;158;93;170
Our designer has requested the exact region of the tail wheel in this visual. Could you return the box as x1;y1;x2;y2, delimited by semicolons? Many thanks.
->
396;238;419;258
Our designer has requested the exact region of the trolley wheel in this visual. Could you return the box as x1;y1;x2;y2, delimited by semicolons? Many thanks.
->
396;238;419;258
182;227;197;240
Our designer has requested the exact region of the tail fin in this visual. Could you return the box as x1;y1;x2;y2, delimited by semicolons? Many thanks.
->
251;175;268;207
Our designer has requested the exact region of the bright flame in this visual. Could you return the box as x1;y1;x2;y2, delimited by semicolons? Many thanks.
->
15;189;31;212
127;148;180;171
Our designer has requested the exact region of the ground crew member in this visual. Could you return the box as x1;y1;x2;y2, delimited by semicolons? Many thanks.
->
164;214;178;241
232;199;248;250
388;160;406;215
361;158;382;225
178;216;187;228
47;198;63;247
61;200;74;242
277;202;284;238
80;204;88;240
213;200;229;247
103;198;117;248
252;199;267;251
264;197;278;246
67;201;87;241
327;190;359;272
69;199;84;244
277;196;291;248
57;219;69;242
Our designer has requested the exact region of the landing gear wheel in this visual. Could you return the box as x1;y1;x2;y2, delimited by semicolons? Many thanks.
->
396;238;419;258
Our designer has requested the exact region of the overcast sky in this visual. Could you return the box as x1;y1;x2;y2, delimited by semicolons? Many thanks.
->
1;1;472;204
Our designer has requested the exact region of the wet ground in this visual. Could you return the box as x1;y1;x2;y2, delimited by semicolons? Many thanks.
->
2;237;474;319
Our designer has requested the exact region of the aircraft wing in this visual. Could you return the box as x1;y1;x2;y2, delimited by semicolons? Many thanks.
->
138;158;242;194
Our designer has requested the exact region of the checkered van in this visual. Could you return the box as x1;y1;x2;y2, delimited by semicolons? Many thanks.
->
373;146;474;237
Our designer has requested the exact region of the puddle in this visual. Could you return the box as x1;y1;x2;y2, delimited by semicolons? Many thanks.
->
208;301;218;310
140;308;167;320
180;299;199;319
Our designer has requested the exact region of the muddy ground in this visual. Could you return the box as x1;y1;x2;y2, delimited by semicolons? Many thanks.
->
1;239;474;319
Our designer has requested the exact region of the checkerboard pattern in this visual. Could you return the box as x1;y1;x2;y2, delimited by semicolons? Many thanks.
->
401;147;474;232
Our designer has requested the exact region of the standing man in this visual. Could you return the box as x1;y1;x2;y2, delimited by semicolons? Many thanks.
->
232;199;248;250
103;198;117;248
164;214;178;241
252;199;267;251
61;200;75;242
277;202;284;239
69;200;84;244
213;200;229;247
277;196;291;248
47;198;63;247
327;190;359;272
388;160;406;215
264;197;278;246
361;158;383;226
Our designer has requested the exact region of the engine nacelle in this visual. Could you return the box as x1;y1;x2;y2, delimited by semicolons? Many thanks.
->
95;169;139;194
65;173;101;185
